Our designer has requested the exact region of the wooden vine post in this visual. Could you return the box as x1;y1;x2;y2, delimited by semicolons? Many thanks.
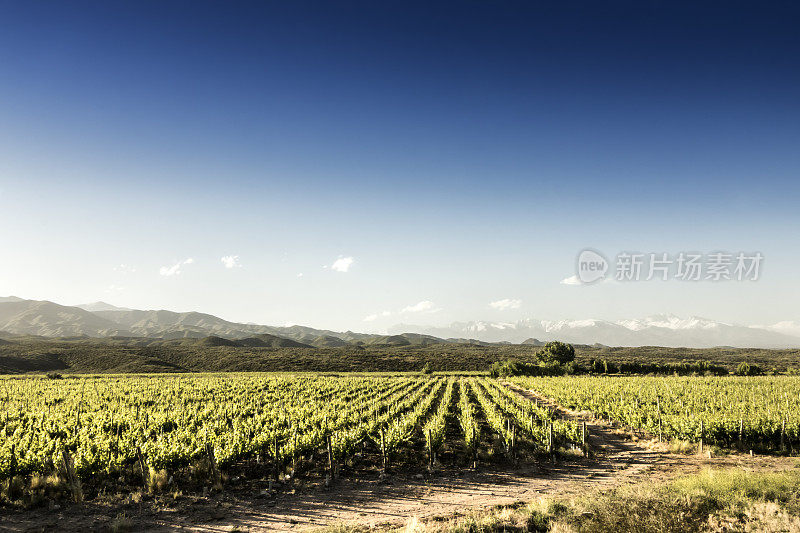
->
292;427;298;472
472;425;478;468
206;442;222;490
273;432;280;481
699;420;704;455
326;431;335;480
781;419;786;452
426;428;434;469
511;424;517;460
581;421;588;455
380;425;387;472
61;449;83;503
135;444;148;490
9;444;16;481
738;419;744;449
656;395;663;443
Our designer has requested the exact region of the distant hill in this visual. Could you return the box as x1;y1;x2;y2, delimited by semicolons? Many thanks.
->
236;334;311;348
197;336;241;347
444;338;494;346
0;297;458;347
75;301;132;312
3;296;800;349
93;309;263;338
522;338;546;346
365;334;412;346
2;336;799;375
364;333;445;346
0;299;126;337
310;335;350;348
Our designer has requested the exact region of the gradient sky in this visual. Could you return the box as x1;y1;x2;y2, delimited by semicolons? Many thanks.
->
1;1;799;331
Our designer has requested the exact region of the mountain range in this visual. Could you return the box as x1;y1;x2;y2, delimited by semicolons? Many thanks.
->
0;297;453;348
1;296;799;348
389;316;800;348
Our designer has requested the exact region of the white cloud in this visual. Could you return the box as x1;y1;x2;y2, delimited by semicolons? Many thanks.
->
105;284;124;294
113;264;136;274
221;255;241;269
363;310;392;322
489;298;522;310
330;256;354;272
159;258;194;277
159;264;182;277
297;273;304;278
402;300;440;314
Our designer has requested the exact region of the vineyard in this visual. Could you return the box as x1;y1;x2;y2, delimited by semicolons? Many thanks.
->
5;373;800;509
0;374;578;502
511;375;800;451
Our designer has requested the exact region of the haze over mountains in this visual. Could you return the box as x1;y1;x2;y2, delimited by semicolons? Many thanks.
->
1;296;799;348
0;297;447;348
389;316;800;349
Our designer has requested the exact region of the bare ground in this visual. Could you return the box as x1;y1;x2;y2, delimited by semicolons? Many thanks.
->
2;382;795;533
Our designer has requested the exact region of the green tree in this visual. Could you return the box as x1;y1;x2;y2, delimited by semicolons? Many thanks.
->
537;341;575;365
735;362;763;376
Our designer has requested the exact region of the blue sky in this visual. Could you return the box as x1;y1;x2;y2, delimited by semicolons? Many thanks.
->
1;1;798;330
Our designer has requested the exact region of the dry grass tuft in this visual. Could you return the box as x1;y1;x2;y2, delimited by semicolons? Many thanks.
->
110;512;135;533
147;467;171;493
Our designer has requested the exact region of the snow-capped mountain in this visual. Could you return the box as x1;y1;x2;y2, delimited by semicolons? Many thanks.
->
389;314;800;348
2;295;799;349
754;321;800;339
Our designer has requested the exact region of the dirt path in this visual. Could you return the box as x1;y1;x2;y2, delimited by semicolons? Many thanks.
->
501;381;660;480
2;383;784;533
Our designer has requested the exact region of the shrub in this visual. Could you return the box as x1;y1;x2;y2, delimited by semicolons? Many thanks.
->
490;360;520;377
589;359;727;376
537;342;575;365
490;360;573;377
735;362;764;376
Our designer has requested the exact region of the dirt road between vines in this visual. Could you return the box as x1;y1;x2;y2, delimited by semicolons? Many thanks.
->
2;383;794;533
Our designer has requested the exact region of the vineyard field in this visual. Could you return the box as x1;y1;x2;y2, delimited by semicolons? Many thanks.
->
511;375;800;450
0;374;575;499
5;372;800;512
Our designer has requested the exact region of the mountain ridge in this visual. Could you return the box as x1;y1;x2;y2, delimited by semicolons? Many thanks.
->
75;301;132;312
1;297;798;348
388;314;800;348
